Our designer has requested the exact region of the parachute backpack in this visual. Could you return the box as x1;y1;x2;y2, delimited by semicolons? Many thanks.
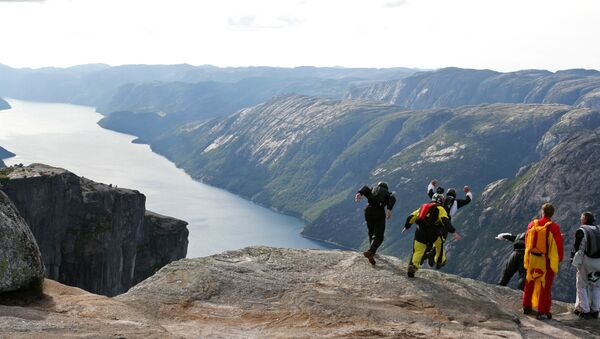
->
580;225;600;258
526;219;553;255
524;219;553;285
371;182;389;208
416;202;439;228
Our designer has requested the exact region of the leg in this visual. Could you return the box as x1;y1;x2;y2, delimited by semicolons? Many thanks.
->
591;285;600;318
364;208;374;244
499;251;519;286
576;264;590;313
433;236;446;269
517;253;526;291
368;210;386;254
409;239;428;275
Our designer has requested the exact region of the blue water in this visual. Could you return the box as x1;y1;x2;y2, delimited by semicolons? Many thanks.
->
0;99;326;257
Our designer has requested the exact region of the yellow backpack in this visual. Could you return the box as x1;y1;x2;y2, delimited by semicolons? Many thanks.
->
526;219;553;255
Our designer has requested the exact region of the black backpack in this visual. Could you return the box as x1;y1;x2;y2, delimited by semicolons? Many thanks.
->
582;225;600;258
371;185;389;208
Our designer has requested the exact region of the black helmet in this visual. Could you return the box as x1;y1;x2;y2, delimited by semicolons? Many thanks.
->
446;188;456;198
377;181;389;189
432;193;445;205
436;186;445;194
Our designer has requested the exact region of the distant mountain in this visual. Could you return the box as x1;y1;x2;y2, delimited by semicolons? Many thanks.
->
346;67;600;110
0;97;10;110
0;146;15;168
0;63;418;108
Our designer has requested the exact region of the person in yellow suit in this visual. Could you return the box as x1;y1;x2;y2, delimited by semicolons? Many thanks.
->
403;193;461;277
522;203;564;320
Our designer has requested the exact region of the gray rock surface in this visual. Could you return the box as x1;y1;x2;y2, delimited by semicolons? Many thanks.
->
122;246;600;338
0;190;44;293
0;164;188;296
1;247;598;338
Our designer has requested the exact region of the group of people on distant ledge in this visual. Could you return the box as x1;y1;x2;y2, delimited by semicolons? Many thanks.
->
355;179;600;321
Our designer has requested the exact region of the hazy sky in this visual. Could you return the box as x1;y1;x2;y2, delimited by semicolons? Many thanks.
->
0;0;598;71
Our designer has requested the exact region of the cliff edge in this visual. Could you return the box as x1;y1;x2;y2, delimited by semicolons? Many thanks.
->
2;247;596;338
0;163;188;296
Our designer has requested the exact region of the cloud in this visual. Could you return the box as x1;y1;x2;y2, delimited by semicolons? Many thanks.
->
383;0;408;8
228;15;303;30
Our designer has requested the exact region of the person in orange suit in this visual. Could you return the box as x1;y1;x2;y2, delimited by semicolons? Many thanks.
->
522;203;564;320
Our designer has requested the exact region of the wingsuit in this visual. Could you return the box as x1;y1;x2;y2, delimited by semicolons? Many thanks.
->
572;212;600;319
404;194;456;277
497;232;526;290
522;204;564;320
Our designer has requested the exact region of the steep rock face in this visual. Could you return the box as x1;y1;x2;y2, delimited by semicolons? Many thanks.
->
0;191;45;293
346;67;600;110
0;97;10;110
0;164;188;296
448;130;600;302
134;211;189;285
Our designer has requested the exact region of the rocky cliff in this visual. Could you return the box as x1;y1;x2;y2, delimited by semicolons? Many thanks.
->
0;190;44;293
345;67;600;110
447;129;600;302
0;164;189;296
1;247;598;338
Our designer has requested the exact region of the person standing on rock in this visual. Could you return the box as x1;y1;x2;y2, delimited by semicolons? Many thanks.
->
495;231;526;290
522;203;564;320
355;182;396;265
572;211;600;320
403;193;460;277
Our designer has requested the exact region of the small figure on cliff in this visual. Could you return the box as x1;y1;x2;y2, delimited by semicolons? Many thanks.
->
355;182;396;265
572;211;600;320
403;193;460;277
496;231;526;290
522;203;564;320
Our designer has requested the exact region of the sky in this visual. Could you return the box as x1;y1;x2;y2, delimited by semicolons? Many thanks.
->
0;0;598;72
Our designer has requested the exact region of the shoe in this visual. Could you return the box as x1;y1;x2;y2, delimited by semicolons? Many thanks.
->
591;311;599;319
579;312;591;320
523;307;533;315
407;265;416;278
363;251;376;265
546;313;552;320
574;309;582;316
435;260;446;270
427;248;436;267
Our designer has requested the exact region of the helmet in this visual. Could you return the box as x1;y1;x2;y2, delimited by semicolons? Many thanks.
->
432;193;445;205
446;188;456;198
377;181;389;189
436;186;445;194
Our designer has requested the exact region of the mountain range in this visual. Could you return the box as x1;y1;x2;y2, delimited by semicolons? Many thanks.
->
2;64;600;302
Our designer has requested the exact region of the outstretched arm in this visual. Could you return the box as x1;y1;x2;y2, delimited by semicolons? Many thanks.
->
427;180;437;199
456;186;473;208
495;232;515;242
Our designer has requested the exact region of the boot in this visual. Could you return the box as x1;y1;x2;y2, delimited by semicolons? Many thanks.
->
363;251;376;265
407;264;416;278
428;248;436;267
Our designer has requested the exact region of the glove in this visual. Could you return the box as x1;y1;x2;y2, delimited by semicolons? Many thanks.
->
496;232;510;240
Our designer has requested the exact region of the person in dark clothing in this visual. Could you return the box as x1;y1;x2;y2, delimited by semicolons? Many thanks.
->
496;232;526;290
355;182;396;265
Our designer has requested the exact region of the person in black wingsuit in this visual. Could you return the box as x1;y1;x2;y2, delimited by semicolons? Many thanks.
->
355;182;396;265
496;231;526;290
